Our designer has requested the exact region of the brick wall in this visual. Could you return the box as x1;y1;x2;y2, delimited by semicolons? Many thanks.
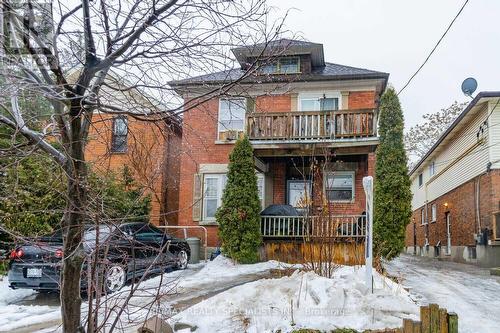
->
405;170;500;248
348;91;376;109
255;95;291;113
178;98;234;247
309;154;373;216
85;113;181;226
271;160;287;204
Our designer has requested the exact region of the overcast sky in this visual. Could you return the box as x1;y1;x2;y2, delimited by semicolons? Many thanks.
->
267;0;500;128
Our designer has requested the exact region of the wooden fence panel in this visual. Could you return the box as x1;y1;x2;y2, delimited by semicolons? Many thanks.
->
391;305;458;333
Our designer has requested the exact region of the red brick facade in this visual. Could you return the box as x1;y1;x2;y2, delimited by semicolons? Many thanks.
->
178;91;379;247
85;113;181;226
348;91;376;109
406;170;500;248
255;95;291;113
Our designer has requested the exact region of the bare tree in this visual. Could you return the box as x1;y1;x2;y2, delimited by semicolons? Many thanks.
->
405;101;467;166
0;0;284;330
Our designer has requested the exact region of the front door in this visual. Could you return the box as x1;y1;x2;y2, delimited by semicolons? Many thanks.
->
287;180;311;210
445;212;451;255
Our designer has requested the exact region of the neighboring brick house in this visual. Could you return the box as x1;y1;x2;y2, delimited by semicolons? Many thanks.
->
169;39;389;250
85;83;182;226
406;92;500;267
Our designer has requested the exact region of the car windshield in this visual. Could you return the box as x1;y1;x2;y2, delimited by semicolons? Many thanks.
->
83;225;115;247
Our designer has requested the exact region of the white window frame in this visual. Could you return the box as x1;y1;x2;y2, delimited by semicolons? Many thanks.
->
429;161;436;177
421;208;427;225
202;172;265;222
418;173;423;187
298;91;342;112
218;98;246;139
324;171;355;203
202;174;226;221
431;203;437;223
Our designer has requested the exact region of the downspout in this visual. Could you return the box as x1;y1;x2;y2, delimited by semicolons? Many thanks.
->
475;175;481;235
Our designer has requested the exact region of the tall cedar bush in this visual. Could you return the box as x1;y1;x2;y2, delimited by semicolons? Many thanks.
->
216;136;262;263
373;88;412;260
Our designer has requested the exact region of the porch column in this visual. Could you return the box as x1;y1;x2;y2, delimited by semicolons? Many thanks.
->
272;161;286;204
367;152;376;177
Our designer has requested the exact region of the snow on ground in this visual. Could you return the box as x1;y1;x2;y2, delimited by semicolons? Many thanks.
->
0;277;60;332
169;264;419;333
0;257;287;332
385;254;500;333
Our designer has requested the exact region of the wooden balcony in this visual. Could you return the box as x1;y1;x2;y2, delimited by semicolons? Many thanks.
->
246;109;376;142
260;215;366;239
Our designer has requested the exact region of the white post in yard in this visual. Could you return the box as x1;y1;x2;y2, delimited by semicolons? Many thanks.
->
363;176;373;293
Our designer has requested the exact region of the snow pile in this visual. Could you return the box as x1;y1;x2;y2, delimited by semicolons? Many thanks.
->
0;276;36;306
169;265;419;333
0;277;60;331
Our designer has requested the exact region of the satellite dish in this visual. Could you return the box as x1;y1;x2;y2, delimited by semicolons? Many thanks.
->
461;77;477;97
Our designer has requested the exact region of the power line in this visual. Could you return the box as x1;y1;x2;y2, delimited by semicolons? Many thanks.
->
398;0;470;95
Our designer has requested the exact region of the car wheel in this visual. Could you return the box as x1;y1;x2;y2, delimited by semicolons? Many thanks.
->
176;250;189;270
104;264;126;293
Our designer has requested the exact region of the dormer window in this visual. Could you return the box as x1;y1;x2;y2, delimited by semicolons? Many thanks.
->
261;57;300;74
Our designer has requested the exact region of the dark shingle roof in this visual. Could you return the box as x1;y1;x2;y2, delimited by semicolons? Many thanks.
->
169;62;389;87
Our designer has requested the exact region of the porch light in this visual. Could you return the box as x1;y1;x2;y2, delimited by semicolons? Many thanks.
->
444;202;449;208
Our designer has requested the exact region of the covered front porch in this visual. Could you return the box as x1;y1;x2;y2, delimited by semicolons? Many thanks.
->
255;152;374;241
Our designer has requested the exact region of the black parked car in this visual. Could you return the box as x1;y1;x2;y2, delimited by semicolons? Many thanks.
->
8;222;190;293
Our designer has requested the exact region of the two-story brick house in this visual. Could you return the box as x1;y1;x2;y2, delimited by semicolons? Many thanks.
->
170;39;389;255
406;92;500;267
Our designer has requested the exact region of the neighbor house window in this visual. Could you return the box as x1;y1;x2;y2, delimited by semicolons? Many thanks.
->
418;173;423;187
299;93;340;112
202;173;264;221
494;212;500;240
324;171;355;202
429;161;436;177
261;57;300;74
218;98;246;139
431;203;437;223
111;116;128;152
421;208;426;225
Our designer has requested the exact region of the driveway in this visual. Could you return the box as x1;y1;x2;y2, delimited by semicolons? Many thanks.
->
384;254;500;333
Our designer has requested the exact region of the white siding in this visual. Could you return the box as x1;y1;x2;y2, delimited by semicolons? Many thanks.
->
411;173;426;210
411;103;490;209
488;99;500;169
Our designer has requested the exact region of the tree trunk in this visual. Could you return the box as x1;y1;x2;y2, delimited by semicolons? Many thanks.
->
60;103;87;333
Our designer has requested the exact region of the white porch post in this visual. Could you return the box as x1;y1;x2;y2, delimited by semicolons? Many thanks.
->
363;176;374;293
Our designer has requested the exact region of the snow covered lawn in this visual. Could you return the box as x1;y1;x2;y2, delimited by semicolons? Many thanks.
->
169;259;419;333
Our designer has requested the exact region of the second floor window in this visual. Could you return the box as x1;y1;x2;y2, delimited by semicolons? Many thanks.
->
418;173;423;187
218;98;246;137
299;93;340;112
429;161;436;177
111;116;128;152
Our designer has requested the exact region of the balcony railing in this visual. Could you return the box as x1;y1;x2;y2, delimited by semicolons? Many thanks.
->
247;109;375;141
260;215;366;238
